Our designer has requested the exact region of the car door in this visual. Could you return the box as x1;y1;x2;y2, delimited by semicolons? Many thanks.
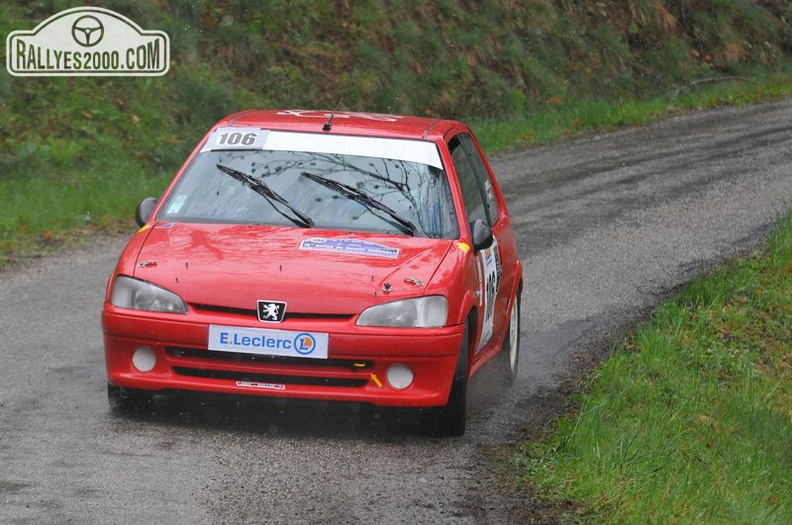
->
447;132;509;356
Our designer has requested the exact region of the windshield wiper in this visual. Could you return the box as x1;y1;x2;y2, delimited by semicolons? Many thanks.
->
216;164;314;228
301;172;416;236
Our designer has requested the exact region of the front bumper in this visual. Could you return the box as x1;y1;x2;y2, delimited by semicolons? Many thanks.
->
102;306;464;407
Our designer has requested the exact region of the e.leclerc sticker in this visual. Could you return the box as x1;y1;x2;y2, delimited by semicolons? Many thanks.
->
208;325;328;360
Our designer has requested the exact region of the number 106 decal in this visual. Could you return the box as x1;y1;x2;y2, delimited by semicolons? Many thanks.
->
201;127;268;151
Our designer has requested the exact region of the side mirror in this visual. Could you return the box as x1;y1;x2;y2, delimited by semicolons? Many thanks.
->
135;197;158;227
470;219;493;252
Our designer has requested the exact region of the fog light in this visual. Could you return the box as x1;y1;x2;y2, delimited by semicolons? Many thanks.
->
386;363;414;390
132;346;156;372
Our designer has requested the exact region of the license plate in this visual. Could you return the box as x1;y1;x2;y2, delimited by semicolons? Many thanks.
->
208;325;329;359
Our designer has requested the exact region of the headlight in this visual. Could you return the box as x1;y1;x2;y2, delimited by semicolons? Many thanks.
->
356;296;448;328
111;276;188;313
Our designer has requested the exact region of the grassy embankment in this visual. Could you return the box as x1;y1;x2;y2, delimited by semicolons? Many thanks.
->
2;0;792;264
517;215;792;523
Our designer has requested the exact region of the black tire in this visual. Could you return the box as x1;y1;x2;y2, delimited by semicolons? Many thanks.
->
498;290;520;386
107;383;153;414
422;324;469;437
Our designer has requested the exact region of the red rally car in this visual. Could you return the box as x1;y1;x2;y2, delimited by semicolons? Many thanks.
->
102;109;522;436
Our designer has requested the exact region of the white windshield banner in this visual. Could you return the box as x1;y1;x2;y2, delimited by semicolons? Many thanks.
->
202;127;443;169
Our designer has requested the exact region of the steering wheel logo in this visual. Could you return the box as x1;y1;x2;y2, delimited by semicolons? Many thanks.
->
71;15;104;47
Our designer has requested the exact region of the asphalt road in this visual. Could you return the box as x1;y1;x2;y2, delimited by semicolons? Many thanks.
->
2;99;791;524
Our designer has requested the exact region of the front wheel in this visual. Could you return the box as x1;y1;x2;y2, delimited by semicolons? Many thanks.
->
421;325;469;437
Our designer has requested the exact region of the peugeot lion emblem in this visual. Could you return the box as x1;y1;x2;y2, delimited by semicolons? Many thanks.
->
257;300;287;323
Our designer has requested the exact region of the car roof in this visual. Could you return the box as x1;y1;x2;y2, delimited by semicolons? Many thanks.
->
215;109;464;142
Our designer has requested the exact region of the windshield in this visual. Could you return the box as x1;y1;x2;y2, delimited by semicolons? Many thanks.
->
158;145;459;239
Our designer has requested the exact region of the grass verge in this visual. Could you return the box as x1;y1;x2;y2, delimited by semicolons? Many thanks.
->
516;213;792;523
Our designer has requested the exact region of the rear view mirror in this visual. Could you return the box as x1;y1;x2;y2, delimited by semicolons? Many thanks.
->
471;219;493;251
135;197;158;227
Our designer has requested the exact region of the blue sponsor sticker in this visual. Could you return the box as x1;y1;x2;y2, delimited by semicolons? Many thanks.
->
208;325;329;359
300;237;399;259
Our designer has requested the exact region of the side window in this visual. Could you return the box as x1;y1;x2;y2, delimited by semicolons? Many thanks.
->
449;135;488;225
459;134;500;225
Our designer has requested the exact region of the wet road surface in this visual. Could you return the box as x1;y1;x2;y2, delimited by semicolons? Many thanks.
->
1;99;791;523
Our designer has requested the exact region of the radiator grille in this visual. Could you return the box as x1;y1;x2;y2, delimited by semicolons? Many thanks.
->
166;347;371;369
189;303;353;321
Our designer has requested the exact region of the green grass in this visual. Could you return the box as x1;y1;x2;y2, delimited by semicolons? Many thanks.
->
0;161;170;257
517;214;792;523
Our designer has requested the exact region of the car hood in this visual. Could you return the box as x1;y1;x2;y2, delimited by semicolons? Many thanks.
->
131;223;453;315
